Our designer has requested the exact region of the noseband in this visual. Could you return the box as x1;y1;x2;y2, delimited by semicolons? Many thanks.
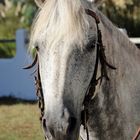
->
25;9;139;140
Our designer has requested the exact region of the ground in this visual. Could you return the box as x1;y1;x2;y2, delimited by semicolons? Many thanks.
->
0;97;44;140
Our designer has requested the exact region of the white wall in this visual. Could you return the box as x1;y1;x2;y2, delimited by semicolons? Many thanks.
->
0;29;36;100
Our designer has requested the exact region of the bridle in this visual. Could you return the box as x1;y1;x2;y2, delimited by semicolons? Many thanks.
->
24;8;116;140
24;9;140;140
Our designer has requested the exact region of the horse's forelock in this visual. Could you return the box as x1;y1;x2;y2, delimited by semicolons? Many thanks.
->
30;0;90;50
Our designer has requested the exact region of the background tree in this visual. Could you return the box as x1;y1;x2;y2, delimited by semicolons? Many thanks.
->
100;0;140;37
0;0;37;58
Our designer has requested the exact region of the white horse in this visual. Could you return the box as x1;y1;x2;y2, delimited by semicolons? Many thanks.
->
29;0;140;139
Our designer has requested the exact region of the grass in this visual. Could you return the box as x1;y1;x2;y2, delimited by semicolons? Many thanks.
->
0;97;44;140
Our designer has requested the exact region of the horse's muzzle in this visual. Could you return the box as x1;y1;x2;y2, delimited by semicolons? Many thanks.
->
42;115;79;140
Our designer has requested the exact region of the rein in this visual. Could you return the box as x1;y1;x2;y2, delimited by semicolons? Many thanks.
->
24;8;140;140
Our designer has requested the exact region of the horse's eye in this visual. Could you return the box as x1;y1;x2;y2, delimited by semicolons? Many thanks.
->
35;45;39;51
86;40;96;51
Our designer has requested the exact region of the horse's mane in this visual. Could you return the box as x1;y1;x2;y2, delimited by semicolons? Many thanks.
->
30;0;139;59
30;0;90;49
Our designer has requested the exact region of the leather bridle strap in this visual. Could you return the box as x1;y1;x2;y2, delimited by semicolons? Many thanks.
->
81;9;101;140
133;127;140;140
85;9;100;24
24;53;45;122
81;9;116;140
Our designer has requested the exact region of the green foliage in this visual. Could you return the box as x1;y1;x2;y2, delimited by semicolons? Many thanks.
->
11;0;37;26
0;43;15;58
100;0;140;37
0;0;37;58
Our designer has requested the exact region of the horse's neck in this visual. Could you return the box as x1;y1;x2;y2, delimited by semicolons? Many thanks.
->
98;10;140;90
99;11;140;101
99;11;140;71
84;11;140;140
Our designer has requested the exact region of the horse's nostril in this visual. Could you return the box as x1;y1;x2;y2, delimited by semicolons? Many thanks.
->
49;127;55;138
67;117;77;134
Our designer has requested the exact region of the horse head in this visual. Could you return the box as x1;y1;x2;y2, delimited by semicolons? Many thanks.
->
29;0;140;140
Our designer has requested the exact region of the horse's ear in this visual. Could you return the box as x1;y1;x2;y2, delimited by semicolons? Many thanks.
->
34;0;45;8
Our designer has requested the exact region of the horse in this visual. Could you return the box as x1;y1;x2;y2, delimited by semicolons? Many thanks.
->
28;0;140;139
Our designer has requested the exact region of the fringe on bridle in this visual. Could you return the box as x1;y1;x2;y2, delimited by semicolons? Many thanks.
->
24;52;45;123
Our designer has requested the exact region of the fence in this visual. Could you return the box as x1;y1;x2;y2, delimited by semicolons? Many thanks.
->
130;38;140;44
0;29;35;100
119;28;140;48
0;39;15;43
130;38;140;48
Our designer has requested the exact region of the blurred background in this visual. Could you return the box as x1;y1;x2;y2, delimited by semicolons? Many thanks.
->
0;0;139;140
0;0;37;58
